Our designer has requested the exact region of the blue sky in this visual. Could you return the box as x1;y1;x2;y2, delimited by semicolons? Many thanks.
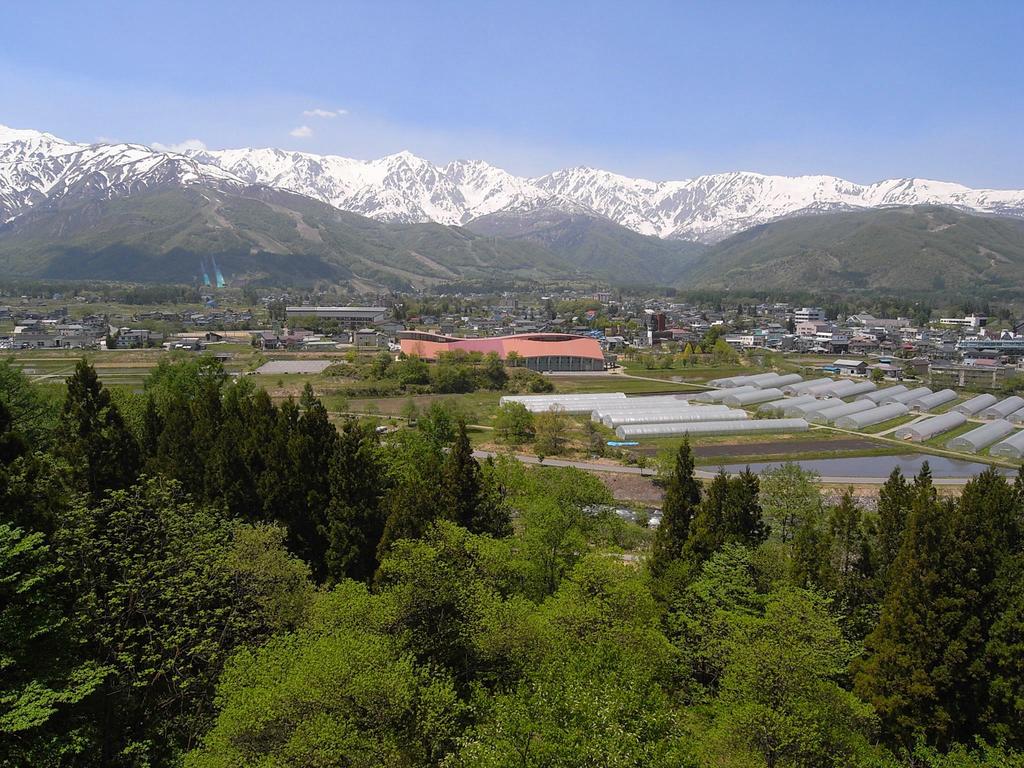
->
2;0;1022;185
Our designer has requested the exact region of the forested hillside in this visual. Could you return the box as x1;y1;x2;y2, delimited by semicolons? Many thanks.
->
1;357;1022;767
687;205;1024;294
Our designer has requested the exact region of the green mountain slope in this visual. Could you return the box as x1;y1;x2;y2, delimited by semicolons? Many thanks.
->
684;205;1024;293
465;206;706;284
0;185;578;289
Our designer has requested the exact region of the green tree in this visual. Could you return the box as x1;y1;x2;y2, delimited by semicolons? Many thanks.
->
854;467;953;749
513;467;613;600
57;359;140;499
940;469;1022;744
185;582;464;768
683;469;766;569
712;338;739;365
57;477;313;766
285;385;338;569
0;358;59;446
450;555;683;768
533;408;569;456
494;402;534;444
696;588;879;767
322;419;388;583
760;462;822;543
857;467;1024;749
649;439;702;580
481;351;508;390
985;552;1024;747
875;467;913;587
0;523;105;767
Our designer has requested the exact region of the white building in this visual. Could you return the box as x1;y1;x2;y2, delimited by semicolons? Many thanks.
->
938;314;987;329
794;307;827;323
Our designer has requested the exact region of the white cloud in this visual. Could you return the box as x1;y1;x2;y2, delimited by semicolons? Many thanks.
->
289;125;313;138
151;138;208;153
303;108;347;118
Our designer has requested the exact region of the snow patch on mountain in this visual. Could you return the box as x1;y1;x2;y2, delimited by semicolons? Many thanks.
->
2;123;1024;242
0;125;241;223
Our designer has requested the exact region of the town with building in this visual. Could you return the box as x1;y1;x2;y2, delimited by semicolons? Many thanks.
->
4;289;1024;392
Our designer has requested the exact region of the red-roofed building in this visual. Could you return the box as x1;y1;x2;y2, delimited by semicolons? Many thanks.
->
398;332;606;372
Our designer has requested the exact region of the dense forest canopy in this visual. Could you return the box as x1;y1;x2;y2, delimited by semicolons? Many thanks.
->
1;356;1022;767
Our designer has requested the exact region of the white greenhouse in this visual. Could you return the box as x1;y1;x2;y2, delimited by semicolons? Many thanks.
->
946;420;1015;453
857;385;908;404
806;400;876;425
880;386;932;405
803;379;846;397
598;404;731;425
589;396;694;417
523;400;628;414
603;409;750;428
990;430;1024;460
1010;407;1024;425
833;403;910;429
953;393;998;416
908;389;958;412
981;396;1024;420
695;385;757;403
615;418;809;440
722;387;786;407
783;398;841;418
501;393;625;405
708;373;776;388
759;373;803;389
819;380;877;398
593;403;729;422
758;395;817;415
783;378;834;395
499;393;629;414
894;412;967;442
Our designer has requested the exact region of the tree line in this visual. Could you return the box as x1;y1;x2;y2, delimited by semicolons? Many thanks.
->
1;356;1022;767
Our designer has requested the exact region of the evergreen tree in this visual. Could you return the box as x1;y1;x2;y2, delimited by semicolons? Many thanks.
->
284;385;338;568
789;513;833;590
322;419;389;583
984;551;1024;747
939;469;1022;744
256;396;298;525
830;488;865;578
682;469;766;569
436;422;509;537
0;400;27;466
139;395;162;461
441;422;484;530
853;467;954;749
203;381;257;519
648;439;701;579
876;467;912;587
828;488;879;641
57;360;140;499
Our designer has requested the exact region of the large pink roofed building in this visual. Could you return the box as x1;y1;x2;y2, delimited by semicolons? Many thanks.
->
398;332;607;372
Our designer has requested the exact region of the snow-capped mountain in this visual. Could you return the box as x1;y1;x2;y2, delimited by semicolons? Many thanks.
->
186;147;563;225
187;146;1024;242
3;123;1024;242
532;168;1024;241
0;125;241;223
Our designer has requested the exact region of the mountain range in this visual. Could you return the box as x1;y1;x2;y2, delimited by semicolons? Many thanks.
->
3;123;1024;291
